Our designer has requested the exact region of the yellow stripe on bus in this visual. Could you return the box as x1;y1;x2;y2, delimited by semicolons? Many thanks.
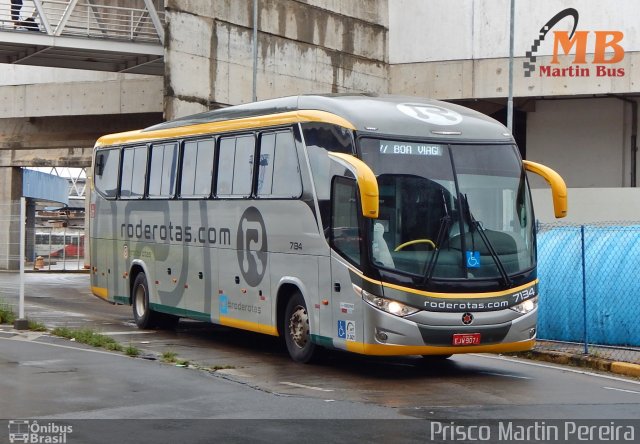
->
347;263;539;300
219;316;279;336
95;110;356;147
91;286;108;300
381;279;539;300
345;339;535;356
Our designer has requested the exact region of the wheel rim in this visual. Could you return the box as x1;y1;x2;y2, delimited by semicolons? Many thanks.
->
135;285;146;318
288;304;309;349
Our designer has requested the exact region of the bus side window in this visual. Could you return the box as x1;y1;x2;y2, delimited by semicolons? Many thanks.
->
120;145;148;199
303;123;356;234
148;143;178;198
217;135;254;197
181;139;215;198
94;148;120;199
331;177;361;266
257;130;302;198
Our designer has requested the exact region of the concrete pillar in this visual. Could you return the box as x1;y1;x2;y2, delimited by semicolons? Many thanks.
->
0;167;23;270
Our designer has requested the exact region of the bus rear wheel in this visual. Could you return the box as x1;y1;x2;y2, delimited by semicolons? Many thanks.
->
284;292;317;363
132;272;160;329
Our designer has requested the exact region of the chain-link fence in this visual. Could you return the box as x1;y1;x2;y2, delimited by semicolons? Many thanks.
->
536;221;640;364
0;200;85;273
29;226;85;271
0;201;22;272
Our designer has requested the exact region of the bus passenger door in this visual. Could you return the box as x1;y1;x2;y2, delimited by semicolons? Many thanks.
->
329;177;364;349
90;200;115;302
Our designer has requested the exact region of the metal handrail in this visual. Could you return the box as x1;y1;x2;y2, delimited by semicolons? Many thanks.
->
0;0;164;43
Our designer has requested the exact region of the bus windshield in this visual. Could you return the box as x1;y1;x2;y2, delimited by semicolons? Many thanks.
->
360;138;534;281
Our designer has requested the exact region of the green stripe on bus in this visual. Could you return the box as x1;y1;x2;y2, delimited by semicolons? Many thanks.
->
311;334;334;348
149;303;211;322
113;295;129;305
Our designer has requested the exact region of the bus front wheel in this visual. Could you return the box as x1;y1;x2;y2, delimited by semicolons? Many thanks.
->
284;292;317;363
132;272;160;329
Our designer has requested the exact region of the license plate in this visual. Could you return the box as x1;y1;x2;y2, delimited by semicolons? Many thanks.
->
452;333;481;346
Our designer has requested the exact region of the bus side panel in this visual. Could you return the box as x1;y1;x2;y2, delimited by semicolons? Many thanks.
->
182;201;220;322
90;198;118;303
124;202;175;312
270;253;320;337
218;244;273;334
182;242;217;322
317;256;332;342
151;230;186;316
330;252;364;351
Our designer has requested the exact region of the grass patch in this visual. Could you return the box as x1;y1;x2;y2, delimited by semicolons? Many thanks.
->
27;320;47;332
125;344;140;357
161;351;177;363
51;327;123;352
0;302;16;324
104;342;124;352
175;359;190;367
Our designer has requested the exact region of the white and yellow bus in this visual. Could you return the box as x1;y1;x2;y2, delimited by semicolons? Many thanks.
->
89;95;566;362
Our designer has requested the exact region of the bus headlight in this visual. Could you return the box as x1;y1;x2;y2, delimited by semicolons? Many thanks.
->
510;296;538;314
355;285;419;317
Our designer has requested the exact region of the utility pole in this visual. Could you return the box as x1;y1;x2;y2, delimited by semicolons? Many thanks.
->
252;0;258;102
507;0;515;134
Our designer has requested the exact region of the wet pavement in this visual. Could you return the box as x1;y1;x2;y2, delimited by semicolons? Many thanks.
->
1;272;640;421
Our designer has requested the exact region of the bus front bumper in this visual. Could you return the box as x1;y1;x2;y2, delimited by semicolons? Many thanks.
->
341;303;537;356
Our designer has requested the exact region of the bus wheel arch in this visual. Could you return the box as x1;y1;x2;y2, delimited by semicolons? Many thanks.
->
131;271;158;329
128;264;146;305
277;283;317;363
130;266;179;330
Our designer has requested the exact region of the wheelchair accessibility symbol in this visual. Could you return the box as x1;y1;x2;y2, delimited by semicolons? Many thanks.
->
337;320;346;338
466;251;481;268
337;320;356;341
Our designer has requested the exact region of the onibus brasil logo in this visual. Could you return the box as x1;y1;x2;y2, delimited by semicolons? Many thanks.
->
8;420;73;443
524;8;625;78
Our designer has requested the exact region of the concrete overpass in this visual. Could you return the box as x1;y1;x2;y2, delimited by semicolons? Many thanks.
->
0;0;166;168
0;0;167;269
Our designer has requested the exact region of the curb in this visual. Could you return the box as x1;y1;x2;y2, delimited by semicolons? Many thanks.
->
514;350;640;378
611;361;640;378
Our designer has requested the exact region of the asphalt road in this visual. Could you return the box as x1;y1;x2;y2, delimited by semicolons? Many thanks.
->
1;273;639;432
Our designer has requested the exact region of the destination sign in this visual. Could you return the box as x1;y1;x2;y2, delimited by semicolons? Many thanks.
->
379;141;443;157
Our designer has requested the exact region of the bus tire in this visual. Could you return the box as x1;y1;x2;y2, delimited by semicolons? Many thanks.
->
284;292;316;363
132;272;159;329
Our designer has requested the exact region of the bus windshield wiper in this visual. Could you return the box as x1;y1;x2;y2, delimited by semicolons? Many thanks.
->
423;190;451;284
460;194;513;288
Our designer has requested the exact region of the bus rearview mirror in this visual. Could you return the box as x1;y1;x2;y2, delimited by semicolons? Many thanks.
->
328;153;379;219
523;160;568;219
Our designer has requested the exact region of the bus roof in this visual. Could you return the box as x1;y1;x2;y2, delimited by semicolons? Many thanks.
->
96;94;513;147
